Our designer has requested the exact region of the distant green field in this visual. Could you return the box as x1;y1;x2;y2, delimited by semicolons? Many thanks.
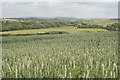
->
0;26;108;36
97;22;118;27
85;19;118;27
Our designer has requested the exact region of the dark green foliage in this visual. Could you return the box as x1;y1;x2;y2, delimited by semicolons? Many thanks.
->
47;31;69;34
105;23;120;31
75;23;119;31
1;18;119;31
1;31;69;36
1;19;70;31
76;24;102;28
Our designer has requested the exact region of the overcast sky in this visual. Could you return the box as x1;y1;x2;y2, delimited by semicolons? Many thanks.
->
1;2;118;18
1;0;119;2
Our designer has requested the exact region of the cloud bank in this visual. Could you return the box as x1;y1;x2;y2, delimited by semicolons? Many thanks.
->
2;2;118;18
1;0;119;2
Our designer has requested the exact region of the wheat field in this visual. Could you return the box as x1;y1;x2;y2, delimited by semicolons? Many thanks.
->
2;31;118;78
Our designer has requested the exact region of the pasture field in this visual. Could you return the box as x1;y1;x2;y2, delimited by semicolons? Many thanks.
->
85;19;118;27
2;31;118;78
0;26;108;35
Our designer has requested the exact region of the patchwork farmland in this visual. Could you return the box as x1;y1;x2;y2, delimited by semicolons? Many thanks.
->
1;18;119;78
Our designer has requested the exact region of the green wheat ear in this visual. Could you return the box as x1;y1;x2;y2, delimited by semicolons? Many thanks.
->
2;31;118;78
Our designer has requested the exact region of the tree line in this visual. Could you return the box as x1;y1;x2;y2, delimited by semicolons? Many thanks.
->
74;22;119;31
1;19;119;31
1;19;69;31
